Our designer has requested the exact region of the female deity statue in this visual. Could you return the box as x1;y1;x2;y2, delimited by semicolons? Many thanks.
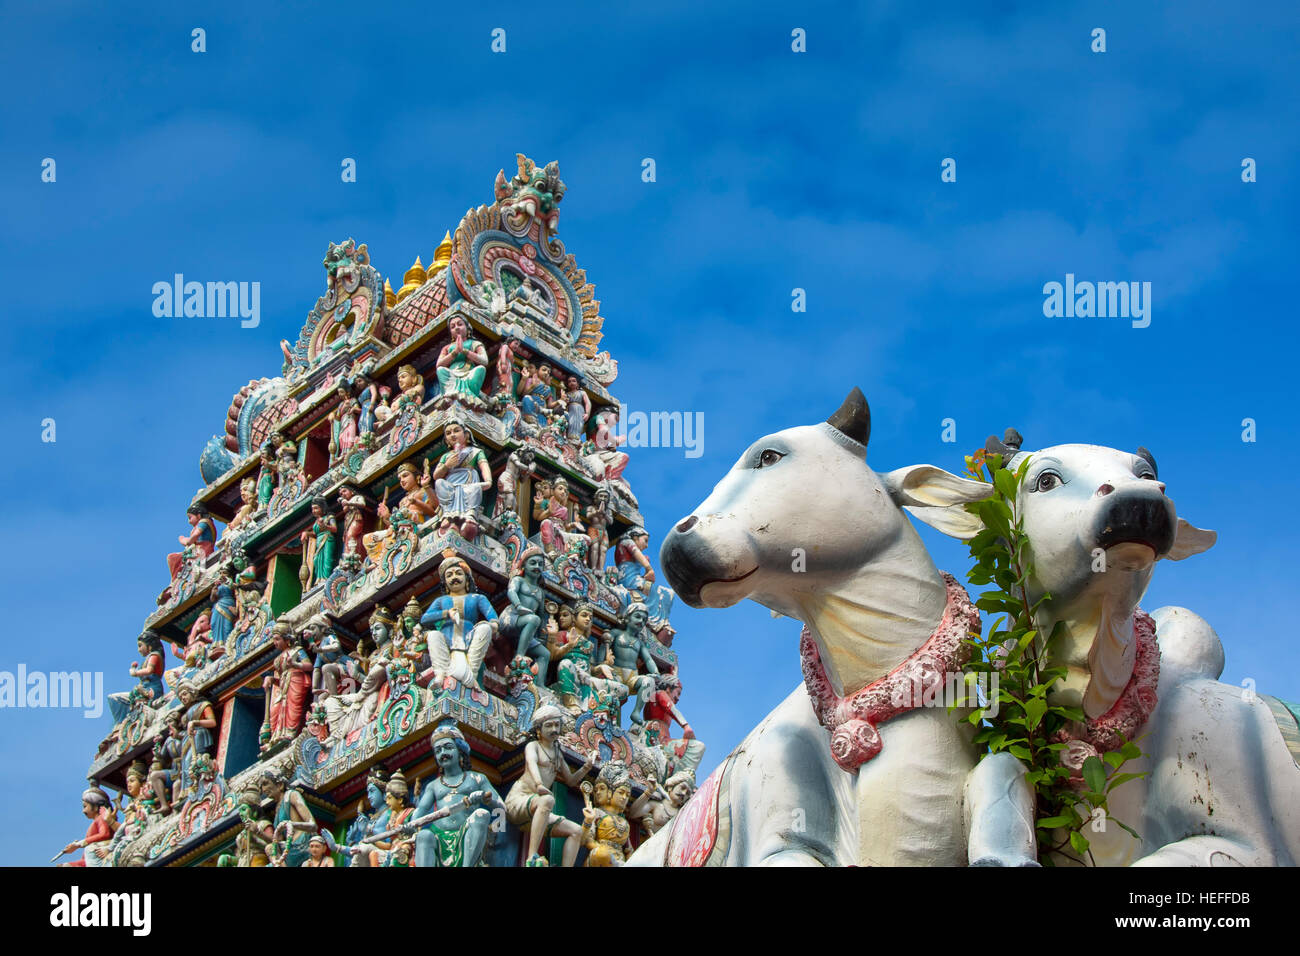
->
209;573;238;647
329;386;360;463
564;375;591;444
56;788;116;867
580;762;639;866
504;705;593;866
499;547;550;679
108;631;167;724
391;364;425;414
166;504;216;580
299;496;338;590
431;421;492;540
175;680;217;801
256;442;277;509
534;476;574;555
494;336;518;400
263;623;313;748
435;314;490;402
340;494;367;559
552;604;624;715
228;477;259;531
362;462;437;562
419;554;498;691
354;367;381;437
343;767;388;866
113;761;156;849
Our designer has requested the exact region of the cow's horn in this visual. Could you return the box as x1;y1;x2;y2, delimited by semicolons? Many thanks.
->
1136;446;1158;479
826;387;871;446
985;427;1023;458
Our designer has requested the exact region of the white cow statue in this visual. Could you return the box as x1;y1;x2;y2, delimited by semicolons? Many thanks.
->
931;430;1300;866
627;389;1038;867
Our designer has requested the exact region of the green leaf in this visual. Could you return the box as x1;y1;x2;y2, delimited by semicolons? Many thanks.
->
1036;814;1075;829
1082;756;1107;794
1024;697;1047;731
1069;830;1090;856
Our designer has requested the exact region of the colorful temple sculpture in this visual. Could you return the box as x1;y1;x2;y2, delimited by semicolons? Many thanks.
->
74;155;702;867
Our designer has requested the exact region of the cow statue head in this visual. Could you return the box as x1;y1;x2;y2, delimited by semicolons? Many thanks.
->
660;388;992;696
939;430;1217;716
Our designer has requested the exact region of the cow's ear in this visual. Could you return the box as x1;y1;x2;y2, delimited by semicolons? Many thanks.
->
885;464;992;541
1165;518;1216;561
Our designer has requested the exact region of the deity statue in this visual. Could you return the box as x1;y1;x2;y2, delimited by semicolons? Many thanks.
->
435;314;490;402
114;760;157;849
431;420;492;541
256;441;277;509
615;527;673;621
580;761;638;866
148;710;184;814
209;572;238;647
262;622;313;750
500;546;550;680
412;722;503;867
597;602;659;725
629;769;696;837
299;496;339;591
564;375;591;444
504;705;593;866
643;674;705;777
275;440;301;488
419;553;497;691
55;788;116;867
494;446;536;519
354;770;416;867
343;766;389;867
391;364;425;414
217;785;272;867
340;494;367;559
363;461;437;561
260;768;318;868
494;335;519;400
552;603;625;715
354;365;381;438
329;386;360;463
584;407;630;485
584;486;614;572
520;362;561;426
228;477;259;531
341;606;408;723
313;629;360;700
174;680;218;802
303;833;336;867
535;476;575;555
108;631;167;724
166;504;216;580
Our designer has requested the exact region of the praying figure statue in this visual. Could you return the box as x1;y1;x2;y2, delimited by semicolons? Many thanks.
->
435;314;490;402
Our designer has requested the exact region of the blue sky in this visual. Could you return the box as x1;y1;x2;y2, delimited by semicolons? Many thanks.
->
1;1;1296;865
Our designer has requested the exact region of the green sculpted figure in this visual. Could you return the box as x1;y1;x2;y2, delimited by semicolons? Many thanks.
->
411;722;502;867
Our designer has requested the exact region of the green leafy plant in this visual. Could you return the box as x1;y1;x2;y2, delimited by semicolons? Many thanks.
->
953;450;1145;865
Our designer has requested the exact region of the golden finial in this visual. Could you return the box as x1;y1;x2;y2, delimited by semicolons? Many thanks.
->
383;278;397;308
396;256;427;303
430;231;453;274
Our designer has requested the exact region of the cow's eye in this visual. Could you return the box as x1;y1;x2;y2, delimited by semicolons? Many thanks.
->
1137;469;1157;480
1032;470;1063;492
756;449;785;468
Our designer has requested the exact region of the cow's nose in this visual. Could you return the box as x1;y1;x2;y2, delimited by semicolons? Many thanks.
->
1096;483;1114;497
675;515;699;534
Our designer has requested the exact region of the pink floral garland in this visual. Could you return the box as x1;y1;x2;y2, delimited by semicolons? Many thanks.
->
1053;609;1160;783
800;572;979;772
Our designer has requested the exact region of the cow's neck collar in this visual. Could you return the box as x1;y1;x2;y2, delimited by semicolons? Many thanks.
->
791;551;950;698
800;573;978;772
